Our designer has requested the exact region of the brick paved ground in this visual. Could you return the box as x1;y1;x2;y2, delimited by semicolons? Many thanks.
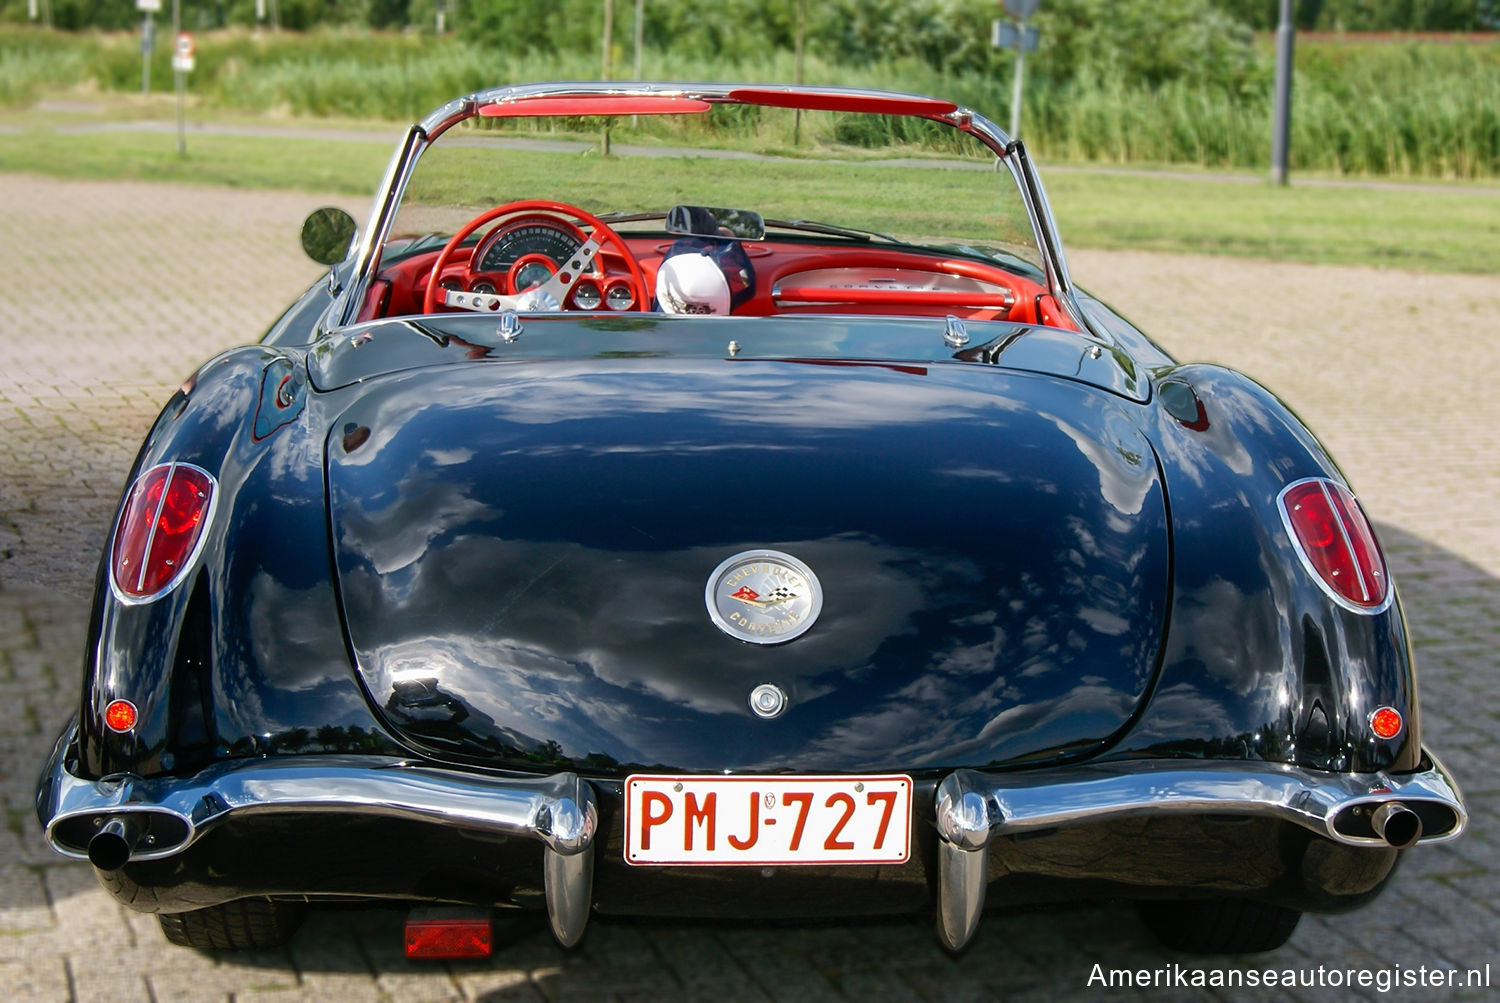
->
0;174;1496;1001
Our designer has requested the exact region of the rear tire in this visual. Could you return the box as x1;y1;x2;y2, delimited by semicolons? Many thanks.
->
1138;898;1301;954
158;898;306;950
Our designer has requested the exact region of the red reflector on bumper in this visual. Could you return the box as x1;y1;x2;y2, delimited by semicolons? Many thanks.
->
404;916;492;959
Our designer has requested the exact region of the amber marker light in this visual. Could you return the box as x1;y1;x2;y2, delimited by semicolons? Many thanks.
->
104;699;138;733
1370;706;1404;740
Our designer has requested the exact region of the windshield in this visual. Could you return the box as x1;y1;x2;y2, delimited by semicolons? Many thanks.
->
361;92;1061;326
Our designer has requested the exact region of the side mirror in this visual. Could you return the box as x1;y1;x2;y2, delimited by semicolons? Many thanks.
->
300;207;357;266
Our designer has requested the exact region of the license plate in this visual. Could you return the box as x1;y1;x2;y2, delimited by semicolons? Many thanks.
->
623;774;912;866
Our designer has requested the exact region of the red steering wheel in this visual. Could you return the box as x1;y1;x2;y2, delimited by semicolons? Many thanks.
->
421;200;649;314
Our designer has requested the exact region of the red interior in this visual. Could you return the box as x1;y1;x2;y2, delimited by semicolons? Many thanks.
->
366;220;1075;331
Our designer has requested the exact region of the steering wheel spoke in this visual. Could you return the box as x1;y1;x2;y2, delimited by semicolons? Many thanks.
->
443;288;527;313
513;233;607;308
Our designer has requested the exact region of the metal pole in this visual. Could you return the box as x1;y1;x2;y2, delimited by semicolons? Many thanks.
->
1009;18;1027;139
601;0;614;156
175;68;185;157
1271;0;1294;185
173;0;184;157
793;0;806;144
633;0;643;78
141;15;151;96
631;0;643;127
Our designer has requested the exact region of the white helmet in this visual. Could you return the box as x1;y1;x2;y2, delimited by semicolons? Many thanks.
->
656;251;731;315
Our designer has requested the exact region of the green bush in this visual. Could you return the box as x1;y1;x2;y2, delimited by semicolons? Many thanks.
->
1;23;1495;178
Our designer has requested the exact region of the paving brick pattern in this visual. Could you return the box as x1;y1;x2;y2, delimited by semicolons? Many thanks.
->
0;175;1495;1001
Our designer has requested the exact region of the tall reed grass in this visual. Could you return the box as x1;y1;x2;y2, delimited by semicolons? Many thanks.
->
3;27;1495;178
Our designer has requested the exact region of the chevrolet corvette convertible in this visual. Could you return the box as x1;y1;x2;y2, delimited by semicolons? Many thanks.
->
37;82;1467;956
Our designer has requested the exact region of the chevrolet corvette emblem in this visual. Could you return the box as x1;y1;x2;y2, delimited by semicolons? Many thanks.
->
706;550;823;645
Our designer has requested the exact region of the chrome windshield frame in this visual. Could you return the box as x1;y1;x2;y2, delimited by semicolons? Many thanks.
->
334;81;1085;333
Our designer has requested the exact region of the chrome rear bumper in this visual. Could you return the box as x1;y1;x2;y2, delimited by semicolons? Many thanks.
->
39;726;1464;952
931;755;1466;950
38;730;597;945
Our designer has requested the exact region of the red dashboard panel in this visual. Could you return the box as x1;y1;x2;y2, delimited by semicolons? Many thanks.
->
367;234;1066;329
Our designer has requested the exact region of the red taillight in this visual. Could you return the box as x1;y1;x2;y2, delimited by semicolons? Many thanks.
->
110;463;216;602
104;699;138;732
1279;478;1390;612
404;916;492;959
1370;706;1404;740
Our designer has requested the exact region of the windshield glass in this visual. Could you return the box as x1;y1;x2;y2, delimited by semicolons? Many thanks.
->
364;96;1059;326
390;106;1039;270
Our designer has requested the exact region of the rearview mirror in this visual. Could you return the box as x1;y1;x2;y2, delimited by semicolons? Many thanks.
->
300;207;357;266
666;205;765;241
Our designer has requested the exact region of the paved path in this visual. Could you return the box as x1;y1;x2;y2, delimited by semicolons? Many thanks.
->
0;175;1496;1001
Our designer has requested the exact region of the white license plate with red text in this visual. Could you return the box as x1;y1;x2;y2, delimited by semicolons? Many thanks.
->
623;775;912;866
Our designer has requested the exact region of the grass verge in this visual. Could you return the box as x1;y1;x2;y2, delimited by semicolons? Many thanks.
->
0;121;1496;274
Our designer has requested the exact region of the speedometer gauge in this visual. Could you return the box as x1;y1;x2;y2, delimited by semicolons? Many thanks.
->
475;218;585;282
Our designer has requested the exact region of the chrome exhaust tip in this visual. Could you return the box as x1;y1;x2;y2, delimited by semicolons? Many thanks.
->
1370;802;1423;849
87;815;146;871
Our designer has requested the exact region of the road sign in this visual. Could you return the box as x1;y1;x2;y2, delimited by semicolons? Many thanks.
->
173;36;195;74
1003;0;1042;19
136;0;161;10
992;19;1039;51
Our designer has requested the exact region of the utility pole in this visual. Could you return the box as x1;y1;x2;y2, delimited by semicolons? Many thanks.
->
1270;0;1295;185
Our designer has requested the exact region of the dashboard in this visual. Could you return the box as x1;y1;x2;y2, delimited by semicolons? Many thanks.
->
367;212;1071;329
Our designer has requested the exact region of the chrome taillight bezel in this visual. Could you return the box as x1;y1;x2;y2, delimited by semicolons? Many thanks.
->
1277;476;1392;616
107;461;219;606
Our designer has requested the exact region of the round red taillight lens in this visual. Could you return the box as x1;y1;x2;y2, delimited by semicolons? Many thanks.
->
1278;478;1390;613
104;699;138;733
1370;706;1404;740
110;463;216;602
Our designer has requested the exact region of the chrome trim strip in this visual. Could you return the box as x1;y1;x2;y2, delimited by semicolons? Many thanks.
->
1276;476;1395;615
41;744;600;863
134;463;172;592
1320;480;1371;603
338;124;427;329
935;753;1465;849
107;462;220;606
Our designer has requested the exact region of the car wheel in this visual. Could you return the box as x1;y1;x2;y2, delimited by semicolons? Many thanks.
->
158;899;306;950
1137;898;1301;954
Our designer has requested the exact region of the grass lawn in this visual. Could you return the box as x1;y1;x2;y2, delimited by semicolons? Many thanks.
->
1;116;1497;275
